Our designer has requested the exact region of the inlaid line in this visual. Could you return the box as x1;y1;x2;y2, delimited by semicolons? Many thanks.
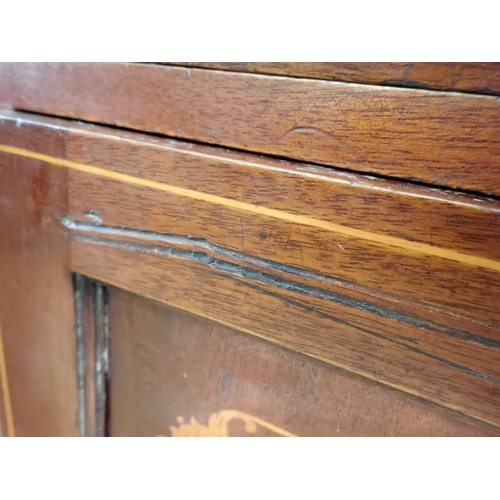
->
1;143;500;272
0;325;15;437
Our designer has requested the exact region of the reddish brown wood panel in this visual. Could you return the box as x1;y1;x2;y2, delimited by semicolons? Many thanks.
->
2;111;499;428
68;128;500;263
108;287;499;437
4;111;500;325
167;63;500;95
64;127;500;327
1;63;500;195
70;237;500;427
0;116;78;436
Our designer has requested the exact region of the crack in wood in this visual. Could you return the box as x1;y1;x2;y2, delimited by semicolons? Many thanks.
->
73;233;500;386
60;217;500;352
205;269;500;387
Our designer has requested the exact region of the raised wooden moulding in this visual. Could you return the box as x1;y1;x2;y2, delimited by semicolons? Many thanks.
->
1;63;500;195
0;110;499;428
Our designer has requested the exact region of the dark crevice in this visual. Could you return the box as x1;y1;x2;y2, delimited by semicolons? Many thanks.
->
72;273;86;437
204;268;500;388
72;273;110;437
75;232;500;386
145;62;500;98
11;107;500;202
103;283;111;438
62;218;500;348
67;228;500;359
93;282;106;437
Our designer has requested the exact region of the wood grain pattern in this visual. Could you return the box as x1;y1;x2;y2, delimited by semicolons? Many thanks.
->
109;288;500;437
70;235;500;427
1;63;500;194
2;112;499;322
63;126;500;326
2;110;499;428
167;63;500;95
0;115;78;436
67;120;500;424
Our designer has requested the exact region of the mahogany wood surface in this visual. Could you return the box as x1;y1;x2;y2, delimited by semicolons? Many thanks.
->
166;62;500;95
63;126;500;327
1;111;495;426
1;63;500;195
0;115;78;436
0;110;499;426
109;287;499;437
71;239;500;426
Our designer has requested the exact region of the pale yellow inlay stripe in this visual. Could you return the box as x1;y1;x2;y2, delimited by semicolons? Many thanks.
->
1;143;500;273
0;325;15;437
249;414;296;437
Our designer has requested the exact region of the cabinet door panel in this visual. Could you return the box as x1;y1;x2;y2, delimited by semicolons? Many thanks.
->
108;287;498;437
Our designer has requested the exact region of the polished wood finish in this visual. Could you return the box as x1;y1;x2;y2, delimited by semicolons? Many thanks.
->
63;126;500;325
1;60;500;437
167;63;500;95
109;287;499;437
0;110;498;427
1;63;500;194
0;115;78;436
71;239;500;426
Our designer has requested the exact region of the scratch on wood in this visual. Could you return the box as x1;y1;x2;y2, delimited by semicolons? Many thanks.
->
278;127;359;156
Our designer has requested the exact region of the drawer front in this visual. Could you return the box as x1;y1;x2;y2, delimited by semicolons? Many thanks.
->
1;63;500;194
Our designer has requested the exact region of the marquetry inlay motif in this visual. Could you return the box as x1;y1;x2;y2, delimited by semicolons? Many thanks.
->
169;410;296;437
